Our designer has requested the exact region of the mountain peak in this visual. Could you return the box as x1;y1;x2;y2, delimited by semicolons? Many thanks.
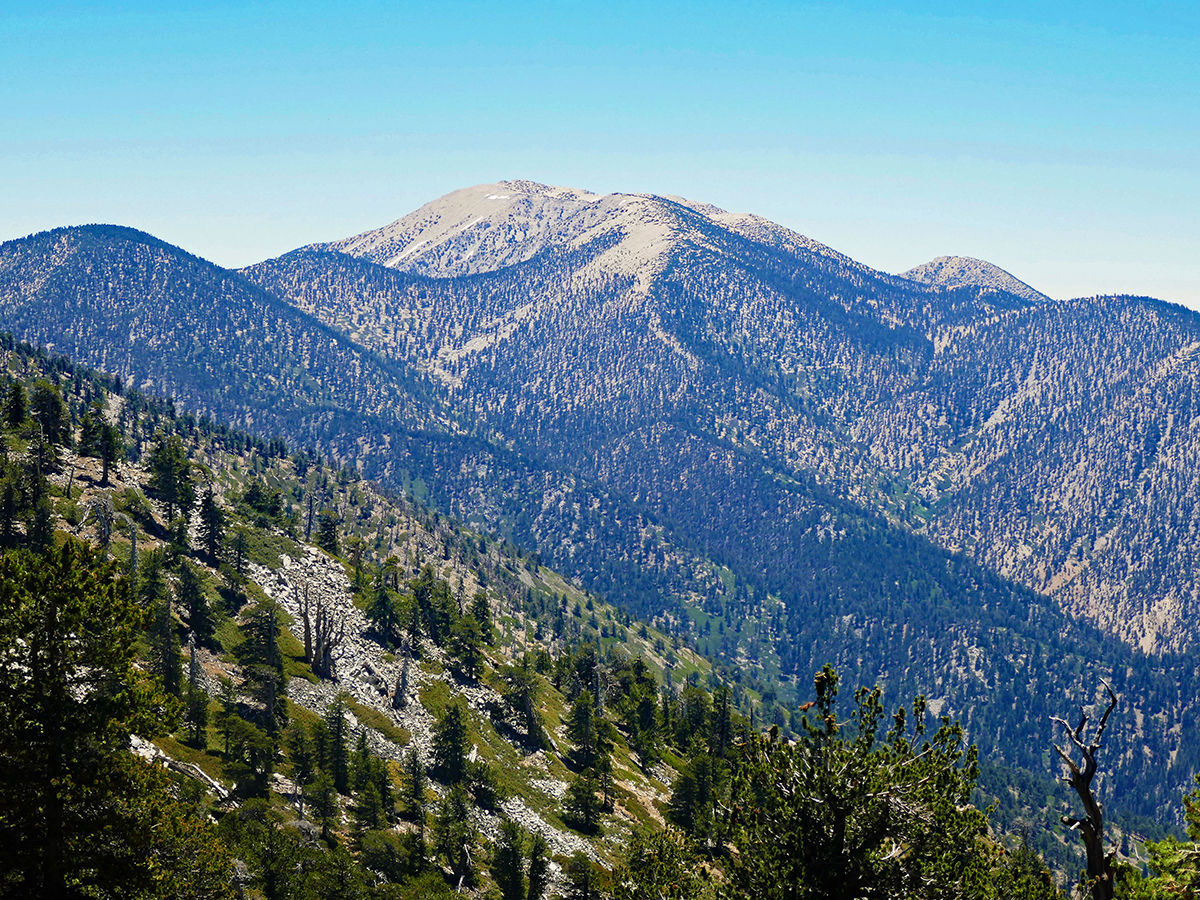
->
325;180;673;278
901;255;1050;303
324;180;867;289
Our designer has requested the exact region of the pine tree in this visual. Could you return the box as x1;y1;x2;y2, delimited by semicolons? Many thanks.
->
351;728;372;793
448;614;484;682
98;422;122;486
0;540;234;898
563;770;603;835
352;781;384;845
177;560;214;647
365;572;399;647
197;485;224;562
434;783;476;889
491;818;527;900
323;693;351;794
527;832;550;900
3;380;27;429
237;600;287;734
29;380;71;447
316;508;340;555
147;434;195;523
404;748;428;824
149;595;182;698
432;700;469;785
184;642;209;748
311;771;339;843
469;591;495;644
287;723;317;819
564;853;600;900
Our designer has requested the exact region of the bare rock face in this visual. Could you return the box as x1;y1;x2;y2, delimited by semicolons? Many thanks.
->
248;547;593;878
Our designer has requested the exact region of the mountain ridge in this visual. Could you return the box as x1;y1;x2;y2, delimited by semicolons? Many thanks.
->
4;188;1200;822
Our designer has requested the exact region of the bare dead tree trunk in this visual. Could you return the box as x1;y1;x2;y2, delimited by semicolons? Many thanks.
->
1052;681;1118;900
296;581;344;679
297;584;313;663
312;597;345;681
393;637;410;709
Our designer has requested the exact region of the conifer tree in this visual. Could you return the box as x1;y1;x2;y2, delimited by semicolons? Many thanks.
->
365;571;400;647
434;783;475;889
197;485;224;562
404;748;427;824
491;818;527;900
323;693;351;794
3;380;27;428
448;614;484;682
29;380;71;447
527;832;550;900
149;594;182;698
432;700;469;785
147;434;195;523
316;508;340;555
184;641;209;748
311;771;339;843
177;559;214;647
0;540;232;898
287;722;317;819
237;600;287;734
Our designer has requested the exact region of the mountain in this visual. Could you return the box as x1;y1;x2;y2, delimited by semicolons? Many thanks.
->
261;181;1200;654
902;255;1051;303
3;185;1200;824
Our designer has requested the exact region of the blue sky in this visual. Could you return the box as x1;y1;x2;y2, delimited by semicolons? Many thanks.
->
3;1;1197;305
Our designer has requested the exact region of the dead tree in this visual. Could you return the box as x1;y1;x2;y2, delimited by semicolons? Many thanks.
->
297;583;345;680
1052;681;1118;900
393;637;410;710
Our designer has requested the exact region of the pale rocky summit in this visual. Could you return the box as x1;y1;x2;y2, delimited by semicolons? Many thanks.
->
323;179;863;287
902;255;1051;303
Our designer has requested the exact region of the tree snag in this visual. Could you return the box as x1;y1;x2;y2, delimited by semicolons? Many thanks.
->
1052;681;1118;900
297;582;345;680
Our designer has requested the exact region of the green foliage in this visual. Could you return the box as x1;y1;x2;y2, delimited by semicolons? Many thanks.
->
2;380;26;429
236;599;288;735
178;558;215;647
147;433;195;525
613;827;715;900
316;507;340;555
197;485;225;561
149;593;183;698
563;769;604;835
496;661;548;749
365;572;401;647
720;666;1001;900
29;379;71;447
434;782;476;887
527;831;550;900
1117;775;1200;898
321;693;352;794
448;612;484;682
0;540;229;898
490;818;528;900
432;699;469;785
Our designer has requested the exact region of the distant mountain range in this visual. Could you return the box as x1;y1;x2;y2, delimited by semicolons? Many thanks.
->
4;180;1200;819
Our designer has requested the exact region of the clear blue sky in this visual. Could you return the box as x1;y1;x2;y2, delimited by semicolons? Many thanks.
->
3;1;1197;305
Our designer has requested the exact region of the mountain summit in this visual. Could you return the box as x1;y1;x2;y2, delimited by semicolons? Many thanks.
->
902;255;1050;303
324;179;857;285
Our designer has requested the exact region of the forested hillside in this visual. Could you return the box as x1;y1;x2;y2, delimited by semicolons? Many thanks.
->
0;335;1127;898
